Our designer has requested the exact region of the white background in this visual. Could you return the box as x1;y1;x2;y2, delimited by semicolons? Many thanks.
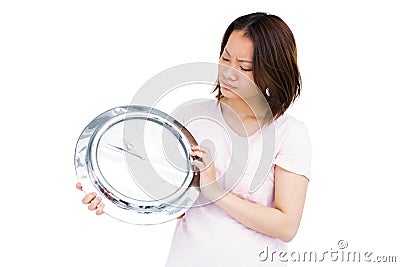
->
1;1;399;266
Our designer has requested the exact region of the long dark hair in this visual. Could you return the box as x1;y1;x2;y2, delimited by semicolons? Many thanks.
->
213;12;301;119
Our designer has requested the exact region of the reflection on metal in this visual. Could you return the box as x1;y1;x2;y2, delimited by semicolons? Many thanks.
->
74;105;199;225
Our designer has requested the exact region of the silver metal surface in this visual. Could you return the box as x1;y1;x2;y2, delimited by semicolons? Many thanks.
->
74;105;199;224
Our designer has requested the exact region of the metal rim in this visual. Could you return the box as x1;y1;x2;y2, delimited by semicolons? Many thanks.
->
74;105;200;224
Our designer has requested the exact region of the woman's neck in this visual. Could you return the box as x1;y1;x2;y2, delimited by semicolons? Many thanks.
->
220;96;269;122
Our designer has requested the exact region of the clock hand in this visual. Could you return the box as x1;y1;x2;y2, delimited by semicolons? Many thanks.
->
107;143;145;160
123;139;139;153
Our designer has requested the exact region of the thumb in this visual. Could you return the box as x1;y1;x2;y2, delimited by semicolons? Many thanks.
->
76;182;83;191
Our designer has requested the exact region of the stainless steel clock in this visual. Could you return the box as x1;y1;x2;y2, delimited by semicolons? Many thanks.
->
74;105;199;224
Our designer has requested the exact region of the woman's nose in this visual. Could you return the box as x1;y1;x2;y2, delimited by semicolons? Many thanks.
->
222;65;238;81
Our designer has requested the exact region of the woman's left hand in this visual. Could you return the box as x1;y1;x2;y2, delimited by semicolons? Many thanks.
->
190;145;223;200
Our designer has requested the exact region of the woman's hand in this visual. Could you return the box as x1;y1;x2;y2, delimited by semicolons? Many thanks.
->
190;146;225;201
76;182;105;215
76;182;186;220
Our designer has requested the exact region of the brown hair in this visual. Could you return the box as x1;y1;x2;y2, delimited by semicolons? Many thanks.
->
213;12;301;119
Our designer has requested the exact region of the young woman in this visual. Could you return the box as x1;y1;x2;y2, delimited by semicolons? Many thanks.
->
77;12;312;266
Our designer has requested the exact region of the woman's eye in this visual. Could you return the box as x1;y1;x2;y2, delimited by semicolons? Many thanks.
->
240;66;252;72
222;57;230;62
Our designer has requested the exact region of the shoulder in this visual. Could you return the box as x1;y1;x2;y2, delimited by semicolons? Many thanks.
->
171;99;219;124
273;113;310;144
274;112;306;133
186;99;219;112
273;112;312;178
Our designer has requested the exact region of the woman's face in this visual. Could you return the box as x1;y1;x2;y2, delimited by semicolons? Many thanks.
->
218;30;259;100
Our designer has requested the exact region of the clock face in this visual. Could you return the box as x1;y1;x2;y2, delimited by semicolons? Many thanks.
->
74;106;199;224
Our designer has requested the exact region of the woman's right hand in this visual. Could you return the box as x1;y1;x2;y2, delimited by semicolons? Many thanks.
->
76;182;105;215
76;182;186;220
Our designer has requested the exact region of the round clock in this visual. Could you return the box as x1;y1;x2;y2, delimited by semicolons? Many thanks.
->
74;105;200;224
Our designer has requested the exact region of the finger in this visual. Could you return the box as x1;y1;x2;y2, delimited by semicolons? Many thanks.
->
191;160;205;172
96;203;105;215
190;150;203;158
76;182;82;191
191;145;210;153
82;192;97;204
191;146;213;163
88;197;102;211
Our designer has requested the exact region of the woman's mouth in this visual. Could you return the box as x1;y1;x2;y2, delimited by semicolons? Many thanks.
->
220;81;236;90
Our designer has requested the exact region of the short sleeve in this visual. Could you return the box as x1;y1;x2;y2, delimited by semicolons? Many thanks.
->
274;122;312;179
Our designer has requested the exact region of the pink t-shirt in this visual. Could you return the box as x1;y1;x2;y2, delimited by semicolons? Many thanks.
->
166;100;312;267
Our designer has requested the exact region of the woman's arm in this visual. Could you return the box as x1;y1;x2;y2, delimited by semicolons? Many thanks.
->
191;146;309;242
213;166;308;242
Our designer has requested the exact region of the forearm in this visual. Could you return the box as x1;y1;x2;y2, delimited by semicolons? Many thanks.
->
204;186;299;242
